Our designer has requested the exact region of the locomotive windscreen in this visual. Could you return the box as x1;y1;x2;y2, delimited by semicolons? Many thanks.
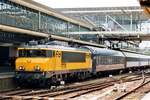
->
18;49;53;57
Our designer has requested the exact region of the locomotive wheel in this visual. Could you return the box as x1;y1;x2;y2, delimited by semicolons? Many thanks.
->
78;72;85;80
50;76;60;86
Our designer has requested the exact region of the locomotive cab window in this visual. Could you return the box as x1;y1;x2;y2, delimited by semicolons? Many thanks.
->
62;51;86;62
18;49;53;57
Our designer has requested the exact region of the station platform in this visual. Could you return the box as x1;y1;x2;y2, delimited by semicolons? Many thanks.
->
0;72;16;90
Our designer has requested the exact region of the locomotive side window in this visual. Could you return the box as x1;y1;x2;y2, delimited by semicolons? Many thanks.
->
62;51;86;62
98;56;100;64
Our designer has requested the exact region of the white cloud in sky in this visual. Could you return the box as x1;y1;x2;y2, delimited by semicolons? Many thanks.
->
34;0;140;8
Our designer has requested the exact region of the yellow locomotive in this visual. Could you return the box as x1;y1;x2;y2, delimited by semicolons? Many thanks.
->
15;44;92;86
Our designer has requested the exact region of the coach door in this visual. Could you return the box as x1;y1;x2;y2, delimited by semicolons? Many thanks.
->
92;55;96;74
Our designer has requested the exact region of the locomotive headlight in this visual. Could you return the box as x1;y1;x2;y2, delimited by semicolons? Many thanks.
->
34;65;41;71
19;66;25;70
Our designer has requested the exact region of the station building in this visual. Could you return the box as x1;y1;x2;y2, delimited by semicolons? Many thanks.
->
57;6;149;32
57;6;150;49
0;0;94;72
0;0;149;90
0;0;148;73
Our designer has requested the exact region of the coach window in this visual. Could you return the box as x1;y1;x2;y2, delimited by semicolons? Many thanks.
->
102;56;104;64
104;56;107;64
103;56;105;64
98;56;100;64
115;57;117;64
101;56;104;64
120;57;124;63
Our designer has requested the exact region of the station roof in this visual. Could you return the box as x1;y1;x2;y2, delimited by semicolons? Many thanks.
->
57;6;147;21
10;0;94;29
0;24;106;48
63;31;150;41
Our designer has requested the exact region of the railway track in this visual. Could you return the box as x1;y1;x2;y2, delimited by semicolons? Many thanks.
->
0;72;145;100
51;74;146;99
115;76;150;100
